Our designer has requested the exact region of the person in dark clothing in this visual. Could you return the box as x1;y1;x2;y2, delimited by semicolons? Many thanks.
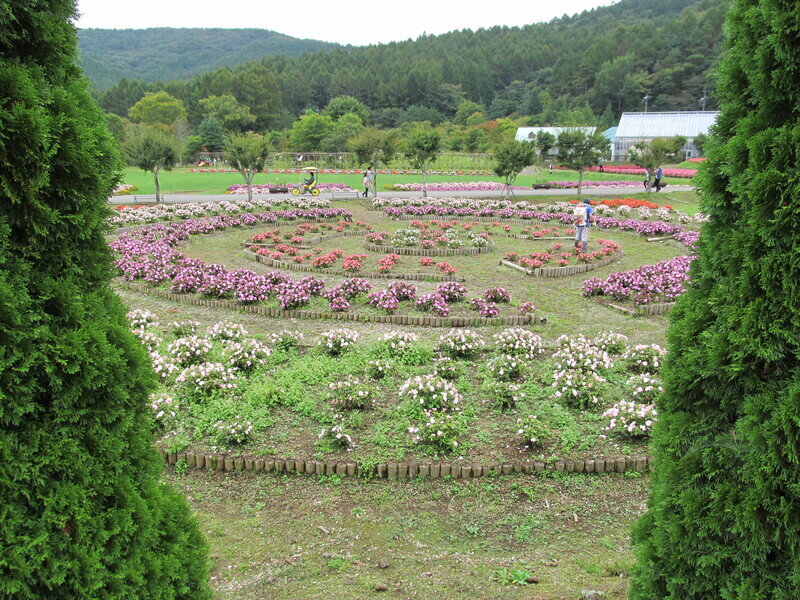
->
653;166;664;192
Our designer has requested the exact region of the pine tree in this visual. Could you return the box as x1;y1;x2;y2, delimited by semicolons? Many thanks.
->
630;1;800;598
0;3;210;598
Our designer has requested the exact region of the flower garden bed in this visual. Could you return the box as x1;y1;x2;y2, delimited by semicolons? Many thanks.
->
129;311;661;467
243;249;467;282
363;241;494;257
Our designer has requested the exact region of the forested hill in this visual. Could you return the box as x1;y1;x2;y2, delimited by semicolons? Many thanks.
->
97;0;728;128
78;28;339;89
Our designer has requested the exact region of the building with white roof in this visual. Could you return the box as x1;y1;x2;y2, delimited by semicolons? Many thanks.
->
613;111;719;161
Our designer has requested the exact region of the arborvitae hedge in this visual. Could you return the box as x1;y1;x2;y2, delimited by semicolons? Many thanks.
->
0;3;210;598
630;1;800;598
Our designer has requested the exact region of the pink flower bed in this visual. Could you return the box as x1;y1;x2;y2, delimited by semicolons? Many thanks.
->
387;181;529;192
584;166;697;178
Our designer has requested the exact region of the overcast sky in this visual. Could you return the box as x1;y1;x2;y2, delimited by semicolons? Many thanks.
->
74;0;616;46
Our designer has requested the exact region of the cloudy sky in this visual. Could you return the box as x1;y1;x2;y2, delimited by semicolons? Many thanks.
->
74;0;616;46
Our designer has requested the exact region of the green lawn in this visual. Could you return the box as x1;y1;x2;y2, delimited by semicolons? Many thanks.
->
170;469;647;600
122;166;693;195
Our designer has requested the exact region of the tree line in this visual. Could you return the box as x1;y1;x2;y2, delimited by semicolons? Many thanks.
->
96;0;726;148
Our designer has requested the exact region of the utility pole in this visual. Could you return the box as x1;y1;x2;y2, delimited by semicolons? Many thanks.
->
642;94;653;112
700;89;709;111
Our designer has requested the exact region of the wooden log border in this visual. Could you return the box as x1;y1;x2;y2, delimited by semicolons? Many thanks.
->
634;302;675;316
163;451;653;479
115;279;544;328
243;250;467;282
498;251;623;278
363;242;494;257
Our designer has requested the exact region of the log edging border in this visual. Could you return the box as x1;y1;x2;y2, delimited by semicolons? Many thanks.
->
115;280;544;328
163;451;653;478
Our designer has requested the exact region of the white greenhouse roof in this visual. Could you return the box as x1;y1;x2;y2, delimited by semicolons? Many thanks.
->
616;111;719;138
515;126;596;142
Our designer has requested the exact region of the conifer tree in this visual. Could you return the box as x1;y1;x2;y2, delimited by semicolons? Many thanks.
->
630;1;800;598
0;2;210;598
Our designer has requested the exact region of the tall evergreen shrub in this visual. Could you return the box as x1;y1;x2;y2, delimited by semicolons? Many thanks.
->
0;2;210;597
630;1;800;598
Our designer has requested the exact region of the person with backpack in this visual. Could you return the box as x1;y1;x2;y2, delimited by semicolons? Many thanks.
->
573;198;594;253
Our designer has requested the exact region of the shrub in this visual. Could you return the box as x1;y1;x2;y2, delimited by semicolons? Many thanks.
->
437;329;485;358
398;374;462;414
622;344;667;373
210;416;254;446
318;414;354;450
366;359;392;380
226;339;271;371
0;5;210;594
484;381;525;410
516;414;552;448
602;401;658;438
318;328;359;355
167;336;213;365
176;362;238;395
206;320;248;341
486;354;528;381
269;330;304;351
408;410;465;452
432;356;461;381
492;328;544;358
328;377;376;410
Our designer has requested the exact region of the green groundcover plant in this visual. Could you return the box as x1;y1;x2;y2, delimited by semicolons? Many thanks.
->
0;2;210;598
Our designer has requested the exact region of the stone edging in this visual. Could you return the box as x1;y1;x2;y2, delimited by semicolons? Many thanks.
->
243;250;467;282
116;280;543;327
163;451;652;478
364;242;494;257
499;251;623;278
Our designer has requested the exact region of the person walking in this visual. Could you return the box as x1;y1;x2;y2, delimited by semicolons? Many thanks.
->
362;172;370;198
573;198;594;253
653;166;664;192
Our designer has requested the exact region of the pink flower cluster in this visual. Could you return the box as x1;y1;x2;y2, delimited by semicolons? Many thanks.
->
581;256;694;304
228;183;355;193
377;254;401;273
388;181;529;192
584;165;698;178
546;180;650;189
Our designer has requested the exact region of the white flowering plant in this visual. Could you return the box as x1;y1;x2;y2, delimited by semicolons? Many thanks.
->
626;373;663;404
432;356;461;381
126;308;159;330
318;328;359;356
437;329;485;358
366;359;393;380
176;362;238;395
552;368;607;410
318;414;354;450
492;328;544;358
166;320;202;337
206;320;249;341
602;400;658;438
516;414;552;449
167;336;213;365
210;415;253;446
132;329;163;352
486;354;528;381
149;393;179;430
226;339;272;371
623;344;667;373
398;374;462;414
407;409;464;452
484;381;525;410
591;332;630;355
328;376;376;410
268;330;305;351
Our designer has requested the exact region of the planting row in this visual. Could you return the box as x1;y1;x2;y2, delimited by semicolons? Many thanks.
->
108;197;332;227
130;311;664;462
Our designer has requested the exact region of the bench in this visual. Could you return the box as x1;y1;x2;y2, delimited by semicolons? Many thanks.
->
330;191;361;201
132;195;158;203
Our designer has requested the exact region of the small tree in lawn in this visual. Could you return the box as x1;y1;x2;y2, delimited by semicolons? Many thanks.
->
224;132;270;202
124;125;180;203
493;140;535;199
535;130;556;160
556;129;609;196
348;127;396;197
403;123;442;197
628;138;671;191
